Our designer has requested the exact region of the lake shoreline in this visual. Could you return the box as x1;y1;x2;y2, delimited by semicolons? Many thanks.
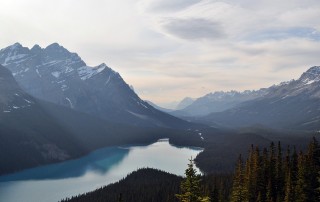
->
0;138;203;202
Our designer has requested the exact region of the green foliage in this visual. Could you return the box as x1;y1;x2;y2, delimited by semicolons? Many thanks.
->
176;158;210;202
230;155;247;202
62;138;319;202
61;168;183;202
230;138;320;202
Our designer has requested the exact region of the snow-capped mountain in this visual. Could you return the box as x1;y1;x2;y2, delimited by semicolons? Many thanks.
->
199;66;320;131
0;64;202;175
171;89;269;117
0;43;191;128
0;64;82;174
0;65;35;113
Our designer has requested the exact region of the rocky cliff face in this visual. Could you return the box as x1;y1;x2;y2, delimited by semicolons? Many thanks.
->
0;43;192;128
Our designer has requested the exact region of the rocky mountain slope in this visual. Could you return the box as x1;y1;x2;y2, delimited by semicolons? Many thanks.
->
198;66;320;131
0;43;192;129
0;64;202;175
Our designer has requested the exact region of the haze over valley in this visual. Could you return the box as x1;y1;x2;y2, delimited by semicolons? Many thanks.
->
1;1;320;202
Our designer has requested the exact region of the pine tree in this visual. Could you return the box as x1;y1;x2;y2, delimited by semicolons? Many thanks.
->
284;170;293;202
290;146;298;200
118;193;123;202
318;171;320;201
244;146;254;201
275;142;284;201
209;184;219;202
294;152;307;202
230;155;246;202
253;146;263;202
267;142;276;202
304;137;320;201
176;158;210;202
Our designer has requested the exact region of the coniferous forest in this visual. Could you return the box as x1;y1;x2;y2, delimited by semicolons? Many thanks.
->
62;138;320;202
230;137;320;202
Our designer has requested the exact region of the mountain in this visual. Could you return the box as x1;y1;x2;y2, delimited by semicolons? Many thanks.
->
0;43;193;129
0;63;203;175
145;100;174;113
171;90;268;117
175;97;195;110
198;66;320;131
0;64;87;174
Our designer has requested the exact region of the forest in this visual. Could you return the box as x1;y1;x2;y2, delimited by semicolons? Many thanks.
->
61;137;320;202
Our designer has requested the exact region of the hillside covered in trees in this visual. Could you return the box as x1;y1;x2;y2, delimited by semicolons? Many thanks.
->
62;138;319;202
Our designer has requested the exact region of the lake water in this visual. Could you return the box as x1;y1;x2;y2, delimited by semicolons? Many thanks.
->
0;139;202;202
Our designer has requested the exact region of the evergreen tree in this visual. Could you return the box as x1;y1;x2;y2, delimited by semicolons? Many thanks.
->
267;142;276;202
260;148;269;202
318;171;320;200
284;170;293;202
275;142;284;201
209;184;219;202
294;152;307;202
118;193;123;202
290;146;298;200
230;155;246;202
176;158;210;202
304;137;320;201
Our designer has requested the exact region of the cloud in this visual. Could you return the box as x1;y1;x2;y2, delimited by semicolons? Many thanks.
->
247;27;320;42
2;0;320;105
162;18;224;40
140;0;201;13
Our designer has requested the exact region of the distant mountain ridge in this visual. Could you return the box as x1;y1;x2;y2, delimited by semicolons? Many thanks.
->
171;89;269;117
198;66;320;131
176;97;195;110
0;43;194;129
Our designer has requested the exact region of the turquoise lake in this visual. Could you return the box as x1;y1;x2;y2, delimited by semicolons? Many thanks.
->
0;139;203;202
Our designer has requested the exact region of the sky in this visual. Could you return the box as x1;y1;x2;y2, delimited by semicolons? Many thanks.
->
1;0;320;108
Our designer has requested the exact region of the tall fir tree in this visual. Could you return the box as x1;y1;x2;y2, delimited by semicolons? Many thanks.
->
230;155;247;202
275;142;284;201
267;142;276;202
176;158;210;202
294;151;307;202
284;170;293;202
304;137;320;201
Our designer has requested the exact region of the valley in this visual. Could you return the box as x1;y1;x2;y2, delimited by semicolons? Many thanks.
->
0;43;319;202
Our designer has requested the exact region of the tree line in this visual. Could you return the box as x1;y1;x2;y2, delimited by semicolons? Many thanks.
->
230;137;320;202
61;137;319;202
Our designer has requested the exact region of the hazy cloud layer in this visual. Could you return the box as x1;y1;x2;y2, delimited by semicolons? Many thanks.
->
163;18;224;40
141;0;201;12
1;0;320;106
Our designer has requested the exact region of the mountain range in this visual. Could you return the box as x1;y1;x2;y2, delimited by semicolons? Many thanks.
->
1;42;319;176
0;43;192;129
0;43;204;175
0;62;202;175
195;66;320;131
171;90;269;117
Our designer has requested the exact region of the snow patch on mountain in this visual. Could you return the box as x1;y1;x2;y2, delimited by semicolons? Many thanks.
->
51;71;61;78
65;97;74;108
36;69;42;77
77;64;106;80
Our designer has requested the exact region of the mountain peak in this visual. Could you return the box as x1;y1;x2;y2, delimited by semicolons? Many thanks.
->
45;43;69;53
11;42;22;49
46;42;61;48
1;42;23;52
31;44;42;53
305;66;320;74
299;66;320;85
